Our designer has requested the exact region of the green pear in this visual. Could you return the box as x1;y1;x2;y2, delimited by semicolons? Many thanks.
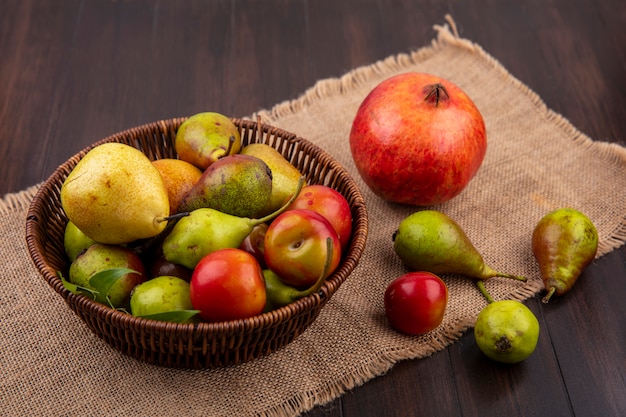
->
474;300;539;364
61;142;171;245
175;112;241;170
163;176;305;269
240;143;305;216
177;154;272;218
532;208;598;303
129;276;193;319
393;210;525;281
69;243;146;309
64;220;98;261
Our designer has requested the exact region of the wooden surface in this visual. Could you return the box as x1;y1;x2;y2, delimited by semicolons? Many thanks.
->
2;1;625;416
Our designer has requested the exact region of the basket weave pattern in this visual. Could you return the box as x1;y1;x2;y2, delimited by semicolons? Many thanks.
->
25;118;368;369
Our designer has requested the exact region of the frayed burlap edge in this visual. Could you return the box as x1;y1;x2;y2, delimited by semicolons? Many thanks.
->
253;14;626;260
4;15;626;417
254;324;471;417
0;184;40;215
8;15;625;255
247;17;626;415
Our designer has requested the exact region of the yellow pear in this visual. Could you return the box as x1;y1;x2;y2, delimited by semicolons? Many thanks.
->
61;142;170;244
240;143;305;216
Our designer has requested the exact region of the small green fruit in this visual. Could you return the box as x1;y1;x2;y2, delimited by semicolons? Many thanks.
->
64;221;97;262
130;276;193;319
474;300;539;364
175;112;241;170
69;244;146;309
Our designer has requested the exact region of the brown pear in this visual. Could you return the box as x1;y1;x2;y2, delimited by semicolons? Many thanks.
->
532;208;598;303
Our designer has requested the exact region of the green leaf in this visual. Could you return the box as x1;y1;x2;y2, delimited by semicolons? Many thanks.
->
137;310;200;323
58;271;97;299
88;268;139;300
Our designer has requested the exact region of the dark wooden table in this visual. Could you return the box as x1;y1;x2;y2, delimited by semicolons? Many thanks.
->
2;1;624;416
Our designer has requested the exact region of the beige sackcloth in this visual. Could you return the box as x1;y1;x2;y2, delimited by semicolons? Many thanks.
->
2;17;626;417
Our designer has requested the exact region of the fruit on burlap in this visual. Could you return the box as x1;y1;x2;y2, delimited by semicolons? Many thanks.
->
349;72;486;206
384;271;448;335
532;208;598;303
392;210;526;282
175;112;241;170
152;158;203;214
60;142;170;244
240;143;305;216
474;300;539;364
178;153;273;218
69;243;146;309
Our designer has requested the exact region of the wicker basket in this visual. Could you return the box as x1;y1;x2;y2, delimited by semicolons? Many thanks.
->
25;117;368;369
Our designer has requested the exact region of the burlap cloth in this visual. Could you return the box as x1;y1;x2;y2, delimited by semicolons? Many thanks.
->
2;18;626;417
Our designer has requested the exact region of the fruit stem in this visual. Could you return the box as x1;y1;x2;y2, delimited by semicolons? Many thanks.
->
225;136;236;156
252;175;306;225
156;212;190;223
423;83;449;107
300;237;334;297
216;136;238;160
476;266;526;303
541;287;556;304
476;281;495;304
482;265;527;282
496;272;527;282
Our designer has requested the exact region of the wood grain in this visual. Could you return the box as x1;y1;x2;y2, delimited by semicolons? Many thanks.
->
1;1;624;415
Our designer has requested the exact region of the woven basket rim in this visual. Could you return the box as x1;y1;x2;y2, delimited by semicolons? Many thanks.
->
25;117;369;344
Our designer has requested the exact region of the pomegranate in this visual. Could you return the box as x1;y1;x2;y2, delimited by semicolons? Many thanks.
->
349;72;486;206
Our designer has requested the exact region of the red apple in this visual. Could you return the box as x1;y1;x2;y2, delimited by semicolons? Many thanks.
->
384;271;448;335
189;248;266;322
263;209;342;288
349;72;486;206
286;185;352;251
